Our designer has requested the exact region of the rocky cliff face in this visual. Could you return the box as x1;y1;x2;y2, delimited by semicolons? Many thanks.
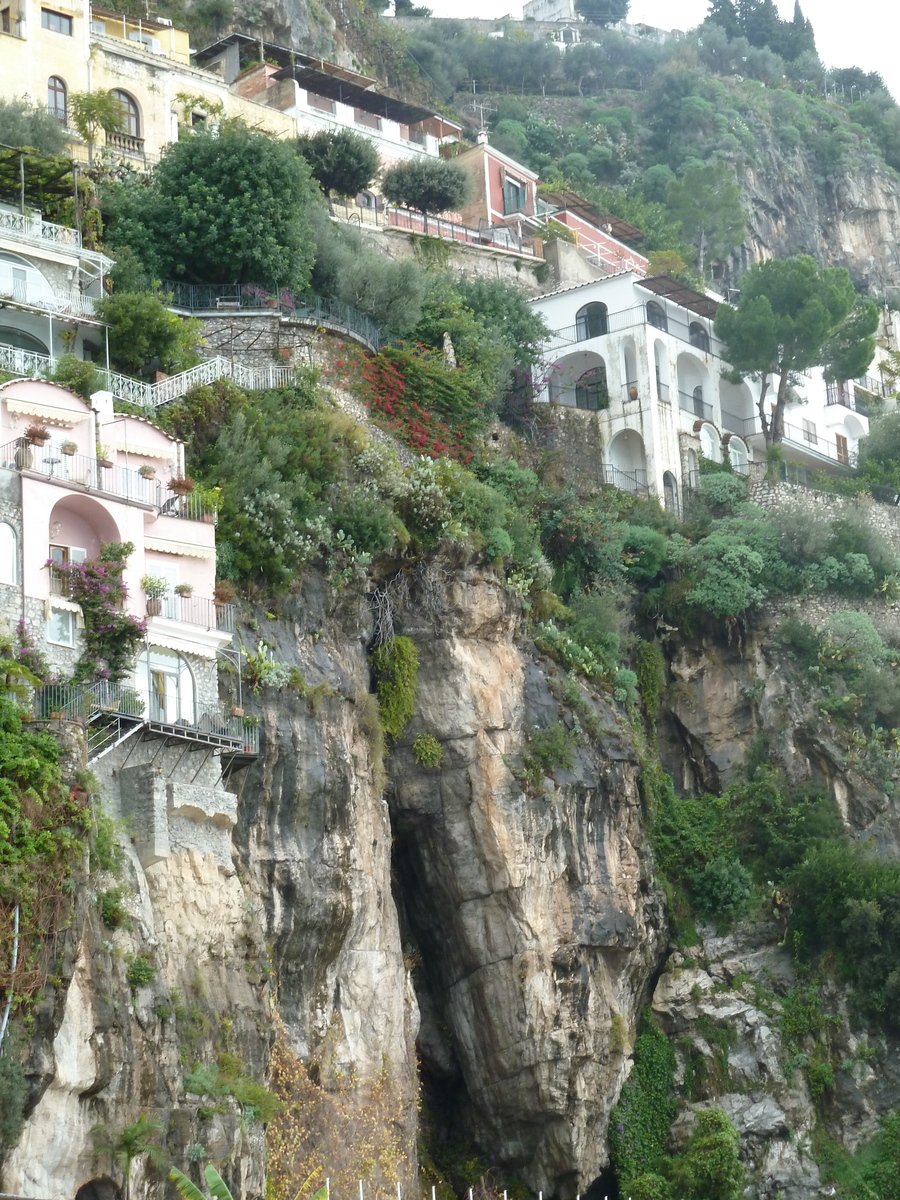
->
2;559;666;1197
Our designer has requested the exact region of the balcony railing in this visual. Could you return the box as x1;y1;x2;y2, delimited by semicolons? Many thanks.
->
720;408;754;435
678;390;714;422
0;271;99;319
106;130;145;158
151;594;234;632
33;681;258;757
0;438;225;514
548;385;609;411
546;304;721;360
601;464;649;496
328;198;537;259
0;206;82;249
714;413;854;467
161;280;383;353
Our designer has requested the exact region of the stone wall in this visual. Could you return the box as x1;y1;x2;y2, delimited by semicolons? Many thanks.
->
749;479;900;554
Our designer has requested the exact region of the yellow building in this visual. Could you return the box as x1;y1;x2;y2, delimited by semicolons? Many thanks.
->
0;0;294;164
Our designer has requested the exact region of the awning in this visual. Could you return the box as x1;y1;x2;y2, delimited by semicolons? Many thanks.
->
114;443;176;460
6;398;90;425
144;629;217;660
274;66;449;126
637;276;720;319
145;536;213;560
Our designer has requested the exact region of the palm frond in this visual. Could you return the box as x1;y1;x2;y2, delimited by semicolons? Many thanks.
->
203;1165;236;1200
169;1167;208;1200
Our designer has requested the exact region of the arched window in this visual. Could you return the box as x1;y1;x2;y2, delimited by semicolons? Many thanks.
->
699;422;720;463
728;436;749;474
646;301;668;332
111;89;140;137
692;384;706;417
689;321;710;352
575;365;609;411
575;301;608;341
0;522;17;585
0;326;50;354
47;76;67;122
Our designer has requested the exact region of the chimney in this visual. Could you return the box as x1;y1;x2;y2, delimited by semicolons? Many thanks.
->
476;129;489;145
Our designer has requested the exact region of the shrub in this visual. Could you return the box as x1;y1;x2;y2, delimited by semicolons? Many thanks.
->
669;1108;745;1200
521;722;577;787
97;291;201;379
412;733;443;768
371;637;419;738
50;354;102;401
126;954;157;989
97;886;131;929
692;854;753;920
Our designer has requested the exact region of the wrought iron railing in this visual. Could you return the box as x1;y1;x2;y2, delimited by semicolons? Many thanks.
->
328;198;536;259
0;270;99;318
161;281;383;353
678;390;714;422
601;464;649;496
546;303;720;359
33;680;145;722
0;438;162;504
151;594;235;632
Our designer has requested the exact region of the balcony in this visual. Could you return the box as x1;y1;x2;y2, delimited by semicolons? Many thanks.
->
106;131;146;159
0;438;176;507
0;271;99;320
547;304;722;359
718;414;854;469
678;390;714;422
158;490;217;523
152;595;235;633
0;206;82;251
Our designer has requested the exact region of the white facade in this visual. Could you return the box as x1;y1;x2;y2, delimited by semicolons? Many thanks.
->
0;203;111;365
530;273;872;507
523;0;579;20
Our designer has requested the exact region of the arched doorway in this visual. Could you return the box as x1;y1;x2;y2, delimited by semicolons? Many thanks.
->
607;429;648;494
646;301;668;332
663;470;679;514
575;301;608;341
653;339;671;403
698;422;721;463
547;351;609;410
727;435;750;475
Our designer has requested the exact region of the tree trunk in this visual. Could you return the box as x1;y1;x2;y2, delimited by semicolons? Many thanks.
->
771;368;790;444
757;375;772;445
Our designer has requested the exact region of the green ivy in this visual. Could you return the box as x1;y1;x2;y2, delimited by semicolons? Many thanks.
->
371;636;419;739
609;1015;677;1192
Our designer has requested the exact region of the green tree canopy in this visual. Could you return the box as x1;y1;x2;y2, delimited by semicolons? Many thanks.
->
295;128;380;198
69;90;124;162
96;292;201;378
105;122;320;287
714;255;879;444
665;160;745;277
669;1108;745;1200
380;157;470;218
0;97;68;156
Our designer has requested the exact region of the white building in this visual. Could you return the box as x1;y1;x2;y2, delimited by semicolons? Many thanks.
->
530;272;873;510
523;0;579;20
0;201;112;367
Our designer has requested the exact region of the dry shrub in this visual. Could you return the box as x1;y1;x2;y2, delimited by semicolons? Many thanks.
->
266;1018;413;1200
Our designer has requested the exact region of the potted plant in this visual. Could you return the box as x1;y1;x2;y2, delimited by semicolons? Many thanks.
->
173;582;193;598
138;463;157;479
61;440;78;457
231;704;244;717
213;579;237;624
141;575;168;616
242;713;260;751
24;423;50;445
96;444;113;468
168;476;195;496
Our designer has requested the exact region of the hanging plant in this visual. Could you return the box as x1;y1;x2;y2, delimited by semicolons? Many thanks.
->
25;423;51;444
168;475;196;496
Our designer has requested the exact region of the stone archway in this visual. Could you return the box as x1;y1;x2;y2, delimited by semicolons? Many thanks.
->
75;1177;121;1200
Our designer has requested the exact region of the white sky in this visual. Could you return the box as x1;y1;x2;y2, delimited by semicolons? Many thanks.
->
422;0;900;101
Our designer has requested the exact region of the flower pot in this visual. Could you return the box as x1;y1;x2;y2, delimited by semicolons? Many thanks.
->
97;458;113;469
231;706;244;718
146;598;162;617
628;386;639;401
61;445;77;457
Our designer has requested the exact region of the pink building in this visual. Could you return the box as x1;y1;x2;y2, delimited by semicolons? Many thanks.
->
540;190;649;277
0;379;249;757
453;136;541;232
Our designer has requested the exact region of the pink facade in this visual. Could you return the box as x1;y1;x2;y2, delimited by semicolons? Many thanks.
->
454;142;540;230
551;210;649;276
0;380;223;652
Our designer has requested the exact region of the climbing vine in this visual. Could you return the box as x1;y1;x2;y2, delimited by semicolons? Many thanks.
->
52;542;146;683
